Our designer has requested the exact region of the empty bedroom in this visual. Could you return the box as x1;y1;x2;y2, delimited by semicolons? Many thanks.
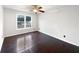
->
0;5;79;53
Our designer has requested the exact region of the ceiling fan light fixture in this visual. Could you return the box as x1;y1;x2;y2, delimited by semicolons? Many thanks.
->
32;5;45;14
33;9;38;12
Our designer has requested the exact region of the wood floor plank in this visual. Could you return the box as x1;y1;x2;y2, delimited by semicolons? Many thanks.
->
1;31;79;53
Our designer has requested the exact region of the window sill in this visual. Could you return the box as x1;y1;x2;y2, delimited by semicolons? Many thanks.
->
16;27;32;30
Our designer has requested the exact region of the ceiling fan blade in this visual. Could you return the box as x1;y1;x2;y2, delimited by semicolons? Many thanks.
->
38;6;42;9
32;5;38;9
38;10;45;13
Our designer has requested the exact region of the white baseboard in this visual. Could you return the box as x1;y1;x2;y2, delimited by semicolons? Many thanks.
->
39;31;79;47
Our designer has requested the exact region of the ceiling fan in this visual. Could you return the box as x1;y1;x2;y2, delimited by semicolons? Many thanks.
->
32;5;45;14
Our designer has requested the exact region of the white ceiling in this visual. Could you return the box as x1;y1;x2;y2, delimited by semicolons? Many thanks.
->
3;5;58;13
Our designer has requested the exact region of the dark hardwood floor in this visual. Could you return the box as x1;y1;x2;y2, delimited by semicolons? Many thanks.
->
1;31;79;53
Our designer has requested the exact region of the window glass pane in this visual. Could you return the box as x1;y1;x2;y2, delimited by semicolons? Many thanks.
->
26;16;31;27
17;15;24;28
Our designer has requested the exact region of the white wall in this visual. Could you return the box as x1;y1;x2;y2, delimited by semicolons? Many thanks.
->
0;6;4;51
39;6;79;46
4;8;39;37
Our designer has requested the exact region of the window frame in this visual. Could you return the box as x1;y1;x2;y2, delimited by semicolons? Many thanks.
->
16;14;32;30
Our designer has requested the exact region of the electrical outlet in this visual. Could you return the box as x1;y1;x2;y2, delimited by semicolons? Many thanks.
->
63;35;66;38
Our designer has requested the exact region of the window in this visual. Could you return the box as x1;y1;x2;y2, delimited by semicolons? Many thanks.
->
16;15;32;29
26;16;31;27
17;15;24;28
